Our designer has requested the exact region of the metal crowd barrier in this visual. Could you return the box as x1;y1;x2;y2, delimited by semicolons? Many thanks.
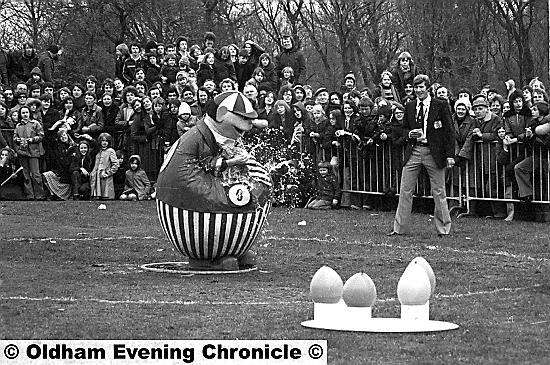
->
321;139;549;213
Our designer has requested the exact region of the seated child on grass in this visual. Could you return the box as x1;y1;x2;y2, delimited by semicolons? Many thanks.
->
305;161;340;210
120;154;151;201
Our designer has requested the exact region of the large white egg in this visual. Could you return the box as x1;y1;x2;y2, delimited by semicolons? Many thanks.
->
397;263;432;305
342;272;377;307
309;266;344;304
408;257;436;294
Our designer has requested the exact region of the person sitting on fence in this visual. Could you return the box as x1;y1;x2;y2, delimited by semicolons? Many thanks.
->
120;154;151;201
514;101;550;203
305;161;340;210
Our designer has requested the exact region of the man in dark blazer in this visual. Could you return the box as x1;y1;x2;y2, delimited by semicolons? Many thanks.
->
388;74;455;236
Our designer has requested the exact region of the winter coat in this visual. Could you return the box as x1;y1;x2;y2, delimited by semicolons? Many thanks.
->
37;51;54;82
50;140;76;184
454;115;479;160
234;61;255;91
313;173;341;201
10;49;38;82
14;119;44;158
213;56;236;85
115;105;134;152
391;61;419;100
196;63;216;87
79;104;104;137
122;56;145;84
160;65;179;84
0;49;10;85
123;156;151;200
177;116;198;136
159;111;179;145
275;45;306;84
90;147;119;199
99;102;119;136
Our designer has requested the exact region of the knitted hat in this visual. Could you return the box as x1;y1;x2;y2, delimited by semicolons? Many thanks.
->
472;94;488;108
397;51;412;60
314;87;328;98
214;91;258;119
454;97;472;112
344;73;356;82
178;102;191;115
30;67;41;76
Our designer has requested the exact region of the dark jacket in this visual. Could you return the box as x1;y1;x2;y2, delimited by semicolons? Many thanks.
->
50;140;76;183
391;61;419;100
159;110;179;145
258;54;278;92
37;51;54;82
234;61;255;91
10;48;38;83
213;55;236;85
402;97;455;169
313;173;341;201
0;49;10;86
196;63;216;87
122;56;145;84
275;43;306;84
99;102;119;136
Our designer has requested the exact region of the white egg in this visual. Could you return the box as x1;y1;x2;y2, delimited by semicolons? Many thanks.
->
342;272;377;307
397;263;431;305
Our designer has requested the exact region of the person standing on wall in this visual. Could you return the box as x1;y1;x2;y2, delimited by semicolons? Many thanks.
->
388;74;455;237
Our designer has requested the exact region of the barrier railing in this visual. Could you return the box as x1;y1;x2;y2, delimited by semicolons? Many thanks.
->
323;138;548;212
3;126;549;211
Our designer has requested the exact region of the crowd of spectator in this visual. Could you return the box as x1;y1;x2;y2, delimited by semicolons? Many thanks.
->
0;32;549;221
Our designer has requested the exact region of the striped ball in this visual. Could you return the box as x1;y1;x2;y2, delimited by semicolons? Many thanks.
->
156;199;271;260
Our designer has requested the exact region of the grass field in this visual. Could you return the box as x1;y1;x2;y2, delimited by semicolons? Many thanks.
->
0;200;549;364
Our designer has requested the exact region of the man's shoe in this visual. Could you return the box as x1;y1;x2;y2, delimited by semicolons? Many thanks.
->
386;231;400;236
438;233;449;238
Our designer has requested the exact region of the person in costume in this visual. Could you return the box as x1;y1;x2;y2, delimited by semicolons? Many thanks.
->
156;91;271;271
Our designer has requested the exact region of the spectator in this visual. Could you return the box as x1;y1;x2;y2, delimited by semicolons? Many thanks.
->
120;154;151;201
243;40;265;68
161;54;179;86
70;138;95;200
72;83;85;111
391;51;419;101
78;91;104;138
115;86;138;154
305;161;340;210
0;43;10;86
99;93;118;137
275;35;306;84
197;52;215;87
115;43;129;82
39;93;61;171
0;146;24;200
373;70;400;103
176;102;196;136
37;45;60;83
10;42;38;84
122;42;144;85
159;98;180;148
13;105;46;200
42;129;76;200
234;49;254;91
340;72;357;94
26;68;43;88
213;46;236;86
202;32;216;52
90;132;119;200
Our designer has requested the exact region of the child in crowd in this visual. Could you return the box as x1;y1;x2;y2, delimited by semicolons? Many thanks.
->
279;66;294;90
120;155;151;201
176;102;197;136
90;132;119;200
160;54;179;85
305;161;340;209
70;138;95;200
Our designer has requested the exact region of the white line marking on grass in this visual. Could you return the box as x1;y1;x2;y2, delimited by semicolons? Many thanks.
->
262;236;550;263
4;235;549;263
0;285;540;306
